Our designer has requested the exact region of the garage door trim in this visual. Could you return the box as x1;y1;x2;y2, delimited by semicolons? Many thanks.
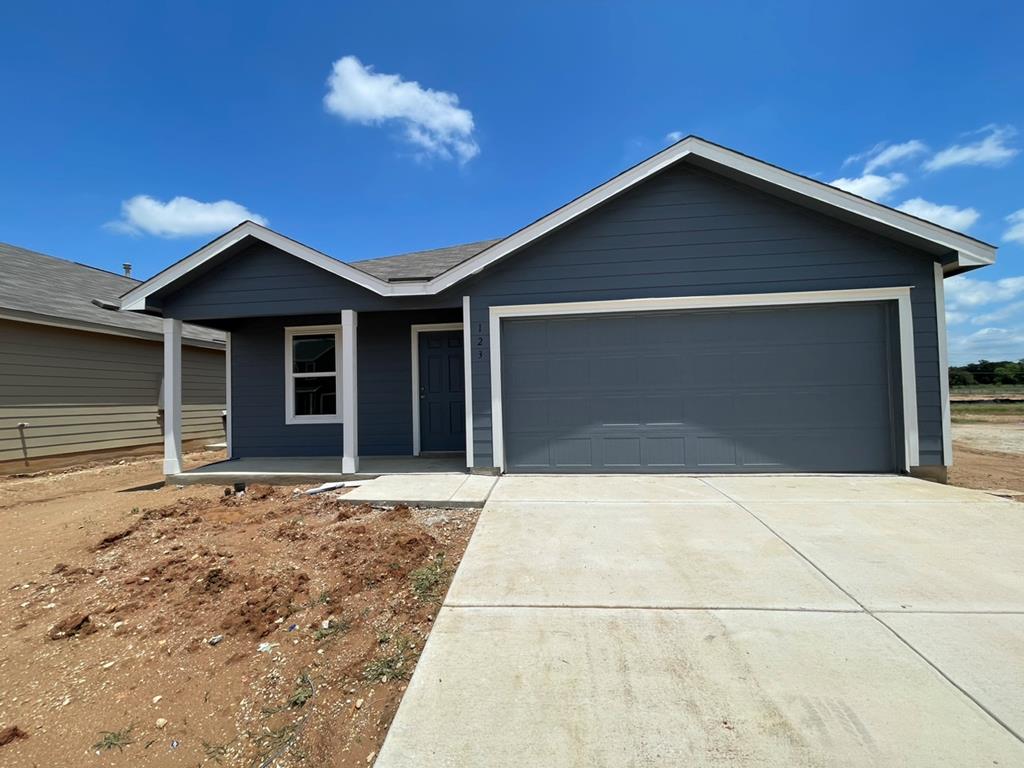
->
488;286;918;472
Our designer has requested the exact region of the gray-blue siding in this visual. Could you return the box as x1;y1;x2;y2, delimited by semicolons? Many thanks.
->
464;164;944;468
229;310;459;457
157;160;945;468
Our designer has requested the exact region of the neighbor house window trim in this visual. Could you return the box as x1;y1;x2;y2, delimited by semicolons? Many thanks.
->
284;324;343;425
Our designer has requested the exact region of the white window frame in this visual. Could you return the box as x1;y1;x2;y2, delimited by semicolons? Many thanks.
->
285;325;343;425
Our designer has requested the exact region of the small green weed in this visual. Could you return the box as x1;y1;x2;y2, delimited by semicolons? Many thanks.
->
364;635;415;681
410;554;449;602
93;726;133;752
202;739;232;763
313;617;350;641
287;672;315;709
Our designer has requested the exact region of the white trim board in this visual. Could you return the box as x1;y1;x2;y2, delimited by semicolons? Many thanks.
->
284;324;343;425
934;263;953;465
462;297;474;468
341;310;359;474
410;322;465;456
225;331;233;459
119;137;995;312
488;287;919;472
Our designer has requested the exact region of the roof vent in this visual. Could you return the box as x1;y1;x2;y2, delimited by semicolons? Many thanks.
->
122;262;132;278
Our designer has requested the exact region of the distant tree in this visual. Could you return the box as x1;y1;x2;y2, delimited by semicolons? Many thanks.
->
949;359;1024;386
949;369;975;386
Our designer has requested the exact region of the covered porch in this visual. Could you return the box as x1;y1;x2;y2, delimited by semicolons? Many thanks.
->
160;301;477;484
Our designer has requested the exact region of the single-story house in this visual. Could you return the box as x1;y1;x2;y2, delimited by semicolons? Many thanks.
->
0;242;226;472
119;136;996;481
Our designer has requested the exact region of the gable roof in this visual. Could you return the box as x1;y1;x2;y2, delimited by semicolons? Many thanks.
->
120;135;996;311
0;242;224;347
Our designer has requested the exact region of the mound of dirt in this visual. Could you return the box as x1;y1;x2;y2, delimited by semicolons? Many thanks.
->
0;486;478;767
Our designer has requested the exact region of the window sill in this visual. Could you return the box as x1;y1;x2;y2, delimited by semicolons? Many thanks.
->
285;416;343;426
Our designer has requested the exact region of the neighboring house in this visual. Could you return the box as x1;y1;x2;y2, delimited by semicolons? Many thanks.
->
0;243;225;471
120;136;996;480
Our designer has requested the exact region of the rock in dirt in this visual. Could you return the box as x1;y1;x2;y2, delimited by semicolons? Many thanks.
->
244;484;275;500
47;613;94;640
0;725;28;746
93;526;135;550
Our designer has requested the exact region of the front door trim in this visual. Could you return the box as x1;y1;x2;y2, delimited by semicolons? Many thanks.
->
488;287;918;472
411;322;465;456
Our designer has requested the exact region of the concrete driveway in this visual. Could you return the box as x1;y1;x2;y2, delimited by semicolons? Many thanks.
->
377;475;1024;766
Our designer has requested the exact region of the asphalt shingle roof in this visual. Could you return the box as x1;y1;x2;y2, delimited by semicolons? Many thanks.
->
0;242;224;345
350;238;502;281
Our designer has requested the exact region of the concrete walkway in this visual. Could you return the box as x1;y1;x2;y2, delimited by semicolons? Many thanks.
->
377;475;1024;766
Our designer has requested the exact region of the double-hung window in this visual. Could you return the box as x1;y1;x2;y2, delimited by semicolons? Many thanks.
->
285;326;342;424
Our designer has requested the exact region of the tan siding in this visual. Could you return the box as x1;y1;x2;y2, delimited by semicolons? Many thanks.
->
0;319;224;465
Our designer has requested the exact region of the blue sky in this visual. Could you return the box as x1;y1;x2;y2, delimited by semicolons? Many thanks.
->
1;1;1022;363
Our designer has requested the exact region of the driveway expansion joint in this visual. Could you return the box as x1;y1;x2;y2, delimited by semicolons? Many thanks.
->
699;477;1024;747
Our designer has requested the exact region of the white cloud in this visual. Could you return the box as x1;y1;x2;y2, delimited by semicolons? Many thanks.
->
844;139;927;174
863;140;927;173
971;301;1024;326
106;195;267;238
949;326;1024;364
828;172;907;201
323;55;479;163
1004;209;1024;244
665;130;685;143
924;125;1018;172
945;275;1024;309
896;197;979;231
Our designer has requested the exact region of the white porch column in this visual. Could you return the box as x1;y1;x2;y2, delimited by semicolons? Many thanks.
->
224;331;233;459
341;309;359;473
462;295;474;469
162;317;183;475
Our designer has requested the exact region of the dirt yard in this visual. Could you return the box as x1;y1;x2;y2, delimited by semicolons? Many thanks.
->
949;402;1024;497
0;451;477;767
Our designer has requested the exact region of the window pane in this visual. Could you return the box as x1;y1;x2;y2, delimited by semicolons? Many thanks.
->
292;334;336;373
294;376;337;416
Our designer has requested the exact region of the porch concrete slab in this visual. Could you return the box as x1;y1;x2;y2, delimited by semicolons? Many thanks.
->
879;612;1024;737
343;473;494;506
449;474;498;503
359;455;467;474
447;501;855;609
377;607;1024;767
745;500;1024;611
488;474;730;503
704;474;1000;503
170;456;347;485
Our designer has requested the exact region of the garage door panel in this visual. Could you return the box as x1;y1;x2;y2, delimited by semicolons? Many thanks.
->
603;437;642;467
598;395;644;426
590;355;639;389
546;318;594;352
501;302;897;473
637;354;683;383
552;438;592;467
644;436;687;467
643;394;686;425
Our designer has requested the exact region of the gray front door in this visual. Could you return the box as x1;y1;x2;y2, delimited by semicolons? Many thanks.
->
500;302;898;473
